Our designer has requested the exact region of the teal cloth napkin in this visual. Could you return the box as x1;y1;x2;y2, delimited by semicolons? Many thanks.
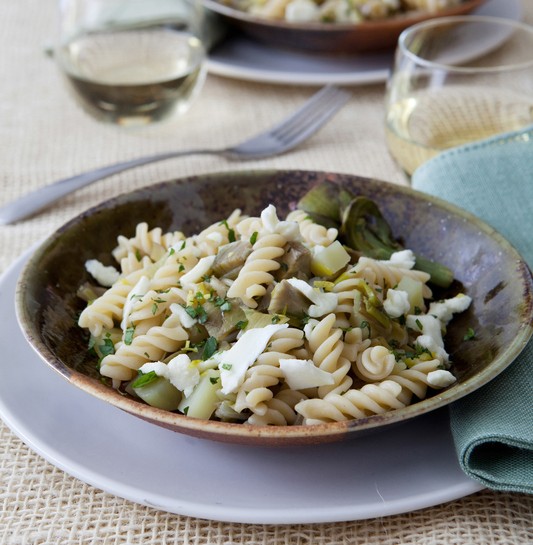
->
411;128;533;493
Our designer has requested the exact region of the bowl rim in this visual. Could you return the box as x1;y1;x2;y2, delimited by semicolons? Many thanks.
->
202;0;487;32
15;169;533;443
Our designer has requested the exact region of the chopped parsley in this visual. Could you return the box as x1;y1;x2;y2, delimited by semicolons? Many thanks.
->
250;231;258;245
463;327;476;341
235;320;248;330
221;363;233;371
124;326;135;345
131;370;158;388
203;337;218;360
220;220;236;242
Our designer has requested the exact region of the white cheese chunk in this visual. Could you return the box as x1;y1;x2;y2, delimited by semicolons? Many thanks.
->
85;259;120;287
428;294;472;325
427;370;456;388
384;288;410;318
286;278;337;318
285;0;320;22
279;359;335;389
215;324;288;394
381;250;416;269
139;354;200;398
167;354;200;397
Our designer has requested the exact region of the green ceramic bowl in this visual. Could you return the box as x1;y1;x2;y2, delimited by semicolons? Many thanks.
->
15;170;533;445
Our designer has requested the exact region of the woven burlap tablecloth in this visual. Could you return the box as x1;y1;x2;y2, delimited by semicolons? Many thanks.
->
1;2;532;543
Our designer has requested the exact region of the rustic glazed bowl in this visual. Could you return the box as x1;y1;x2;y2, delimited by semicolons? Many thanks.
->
203;0;486;52
16;170;533;446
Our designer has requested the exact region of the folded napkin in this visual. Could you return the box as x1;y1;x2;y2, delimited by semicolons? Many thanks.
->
411;127;533;494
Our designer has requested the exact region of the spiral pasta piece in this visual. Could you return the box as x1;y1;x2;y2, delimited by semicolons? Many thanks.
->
351;256;432;298
295;380;405;424
78;268;148;337
150;245;199;292
246;389;308;426
99;313;188;381
304;314;353;397
112;222;184;262
226;232;286;307
355;345;396;381
286;209;338;247
386;359;441;404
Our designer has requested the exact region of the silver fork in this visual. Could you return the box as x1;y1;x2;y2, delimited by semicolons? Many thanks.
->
0;85;351;225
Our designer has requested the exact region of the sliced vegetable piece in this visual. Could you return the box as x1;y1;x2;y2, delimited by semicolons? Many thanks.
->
310;240;351;277
133;375;182;411
178;369;221;419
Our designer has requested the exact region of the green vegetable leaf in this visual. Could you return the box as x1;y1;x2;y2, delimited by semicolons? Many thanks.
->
132;370;159;389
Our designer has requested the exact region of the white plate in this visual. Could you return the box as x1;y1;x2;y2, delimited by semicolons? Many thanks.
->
0;249;483;524
206;0;522;85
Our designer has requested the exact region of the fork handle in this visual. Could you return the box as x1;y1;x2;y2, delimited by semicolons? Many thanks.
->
0;148;215;225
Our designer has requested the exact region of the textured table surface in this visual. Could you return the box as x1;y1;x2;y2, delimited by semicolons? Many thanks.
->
1;1;532;543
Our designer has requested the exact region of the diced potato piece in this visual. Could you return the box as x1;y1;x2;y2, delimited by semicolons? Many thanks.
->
397;276;425;313
311;241;350;277
178;369;221;419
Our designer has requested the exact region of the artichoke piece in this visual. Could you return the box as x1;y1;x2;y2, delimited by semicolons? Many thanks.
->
268;279;310;324
212;240;253;279
297;181;353;224
203;299;247;341
274;241;312;281
298;181;454;288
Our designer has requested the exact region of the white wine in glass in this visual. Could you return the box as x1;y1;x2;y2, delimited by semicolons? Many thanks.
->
55;0;207;126
385;16;533;176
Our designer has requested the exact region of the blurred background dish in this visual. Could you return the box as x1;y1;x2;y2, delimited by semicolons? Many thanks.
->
205;0;521;84
203;0;486;52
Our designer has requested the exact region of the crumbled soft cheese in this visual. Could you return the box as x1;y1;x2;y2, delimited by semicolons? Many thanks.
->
139;361;168;378
407;314;443;344
85;259;120;287
121;275;151;329
407;314;449;364
285;0;320;22
381;250;416;269
170;303;197;329
416;334;449;365
286;278;337;318
427;370;456;388
179;255;215;287
279;358;335;389
167;354;200;397
428;294;472;325
215;324;288;394
139;355;200;397
384;288;410;318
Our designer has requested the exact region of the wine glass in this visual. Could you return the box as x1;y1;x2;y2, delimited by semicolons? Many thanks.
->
55;0;207;126
385;15;533;176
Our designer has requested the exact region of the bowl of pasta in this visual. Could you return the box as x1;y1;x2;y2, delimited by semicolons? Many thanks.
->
203;0;487;52
16;170;533;446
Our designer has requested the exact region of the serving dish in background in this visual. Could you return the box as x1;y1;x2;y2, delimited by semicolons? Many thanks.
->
203;0;486;52
15;170;533;446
